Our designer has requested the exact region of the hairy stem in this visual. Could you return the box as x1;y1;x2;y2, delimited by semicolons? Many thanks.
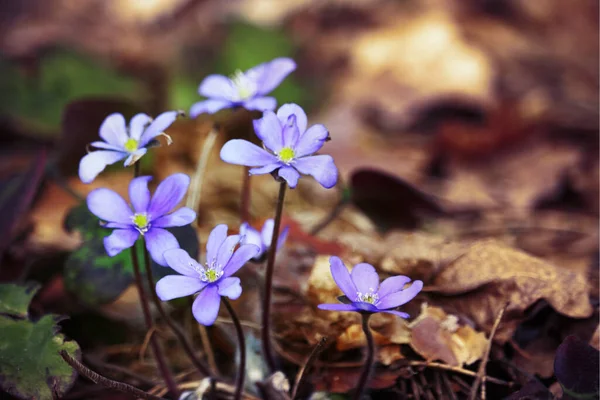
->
142;243;212;378
222;298;246;400
354;314;374;400
60;351;164;400
261;181;287;371
130;243;179;398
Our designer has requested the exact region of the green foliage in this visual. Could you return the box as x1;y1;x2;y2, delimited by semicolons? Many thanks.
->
0;50;139;136
0;315;80;400
63;202;199;307
0;283;40;318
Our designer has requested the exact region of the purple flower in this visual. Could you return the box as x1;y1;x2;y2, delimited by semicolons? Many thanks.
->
240;219;289;261
220;103;338;189
189;58;296;117
318;256;423;318
155;224;260;325
79;112;178;183
86;173;196;266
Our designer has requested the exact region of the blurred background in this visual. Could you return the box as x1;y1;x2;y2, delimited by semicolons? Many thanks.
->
0;0;598;398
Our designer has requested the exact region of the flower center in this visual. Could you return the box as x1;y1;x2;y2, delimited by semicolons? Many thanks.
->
124;138;139;153
278;147;295;163
357;289;379;305
132;213;150;233
200;265;223;283
230;70;255;100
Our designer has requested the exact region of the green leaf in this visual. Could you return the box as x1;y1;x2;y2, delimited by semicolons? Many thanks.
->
63;202;199;307
0;314;80;400
0;50;139;137
0;283;40;319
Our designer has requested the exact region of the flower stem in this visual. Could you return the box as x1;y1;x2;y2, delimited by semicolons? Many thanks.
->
222;298;246;400
261;181;287;372
130;242;179;398
240;167;252;223
141;242;212;378
354;314;374;400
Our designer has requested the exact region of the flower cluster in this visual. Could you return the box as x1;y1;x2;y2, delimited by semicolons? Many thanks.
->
78;57;422;400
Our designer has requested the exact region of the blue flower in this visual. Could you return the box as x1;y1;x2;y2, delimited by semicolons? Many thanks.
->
79;112;178;183
189;58;296;117
220;103;338;189
155;224;260;325
86;173;196;266
240;219;289;261
318;257;423;318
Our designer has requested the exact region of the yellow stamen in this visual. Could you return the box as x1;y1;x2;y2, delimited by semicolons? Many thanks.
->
124;138;138;152
132;213;149;232
278;147;295;163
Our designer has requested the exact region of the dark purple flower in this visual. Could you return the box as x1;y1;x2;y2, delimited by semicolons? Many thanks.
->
220;103;338;189
239;219;289;261
86;173;196;266
318;256;423;318
155;224;260;325
79;112;178;183
189;58;296;117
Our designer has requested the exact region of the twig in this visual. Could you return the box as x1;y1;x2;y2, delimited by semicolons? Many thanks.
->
186;124;219;219
60;351;165;400
290;337;328;399
468;302;509;400
84;355;155;387
406;361;511;387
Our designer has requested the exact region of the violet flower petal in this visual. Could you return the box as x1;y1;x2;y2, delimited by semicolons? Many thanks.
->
123;148;148;167
152;207;196;228
217;277;242;300
148;173;190;217
253;111;283;152
240;223;265;256
254;58;296;95
329;256;358;299
223;244;260;277
192;285;221;326
145;227;180;266
294;155;338;189
249;163;282;175
216;234;241;271
260;219;275;248
190;99;233;118
242;96;277;111
129;114;152;141
163;248;202;277
378;275;412;299
277;103;307;134
277;226;289;250
87;188;133;224
206;224;228;265
79;150;127;184
220;139;278;166
380;310;410;319
139;111;178;147
90;141;123;151
377;280;423;309
354;302;379;312
277;166;300;188
318;303;359;312
350;263;379;296
129;176;152;213
103;229;139;256
99;113;128;147
104;222;131;229
282;115;300;148
294;124;329;158
198;74;236;100
156;275;206;301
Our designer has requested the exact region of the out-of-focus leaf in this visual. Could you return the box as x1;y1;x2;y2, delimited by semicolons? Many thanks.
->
0;314;80;400
63;202;199;307
58;97;142;175
0;147;47;259
350;168;446;231
554;335;600;399
0;282;40;318
0;51;139;136
432;240;593;342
